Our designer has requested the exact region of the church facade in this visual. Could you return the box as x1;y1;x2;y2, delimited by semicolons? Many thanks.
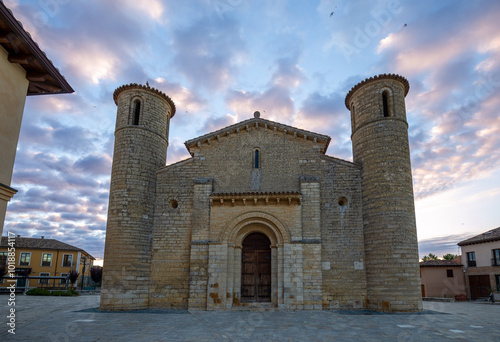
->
100;74;422;312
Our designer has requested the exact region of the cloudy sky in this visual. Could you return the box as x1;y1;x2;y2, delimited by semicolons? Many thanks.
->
3;0;500;263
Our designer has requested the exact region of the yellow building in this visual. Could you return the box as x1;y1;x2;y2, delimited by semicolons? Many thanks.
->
0;236;94;289
0;2;73;236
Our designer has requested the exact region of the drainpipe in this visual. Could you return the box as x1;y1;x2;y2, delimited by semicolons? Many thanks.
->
54;250;60;289
463;267;470;300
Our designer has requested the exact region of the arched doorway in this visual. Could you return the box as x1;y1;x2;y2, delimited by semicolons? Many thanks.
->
241;232;271;302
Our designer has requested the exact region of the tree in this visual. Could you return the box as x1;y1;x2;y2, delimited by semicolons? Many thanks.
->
422;253;438;261
90;266;102;286
68;269;79;287
442;253;458;260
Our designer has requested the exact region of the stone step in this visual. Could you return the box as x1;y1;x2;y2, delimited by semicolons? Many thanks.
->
233;302;275;311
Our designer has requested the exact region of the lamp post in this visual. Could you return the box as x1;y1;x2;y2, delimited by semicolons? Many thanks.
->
80;257;87;291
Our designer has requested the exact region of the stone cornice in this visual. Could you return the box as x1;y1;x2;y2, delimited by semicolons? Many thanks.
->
345;73;409;109
0;182;17;201
210;191;302;206
113;83;176;117
184;117;331;155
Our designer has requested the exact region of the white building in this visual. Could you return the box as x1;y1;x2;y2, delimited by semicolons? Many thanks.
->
458;227;500;300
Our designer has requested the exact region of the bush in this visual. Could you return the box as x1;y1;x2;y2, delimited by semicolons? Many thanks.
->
26;288;51;296
90;266;103;285
66;288;80;296
26;288;80;296
68;269;79;285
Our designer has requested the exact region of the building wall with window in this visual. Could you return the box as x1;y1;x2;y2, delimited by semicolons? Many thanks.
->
102;74;423;313
0;237;94;289
461;241;500;268
458;227;500;300
419;259;466;298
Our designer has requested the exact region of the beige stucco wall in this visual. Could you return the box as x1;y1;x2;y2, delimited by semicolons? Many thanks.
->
0;46;29;234
420;267;466;298
461;241;500;296
461;241;500;267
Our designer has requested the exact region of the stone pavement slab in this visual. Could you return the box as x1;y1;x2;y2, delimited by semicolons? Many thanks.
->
1;295;499;341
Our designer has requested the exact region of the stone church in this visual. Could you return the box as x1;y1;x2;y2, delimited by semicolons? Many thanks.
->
101;74;422;312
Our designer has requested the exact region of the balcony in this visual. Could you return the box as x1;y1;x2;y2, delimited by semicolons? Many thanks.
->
467;260;476;267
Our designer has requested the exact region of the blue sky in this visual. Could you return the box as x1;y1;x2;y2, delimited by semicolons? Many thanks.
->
3;0;500;263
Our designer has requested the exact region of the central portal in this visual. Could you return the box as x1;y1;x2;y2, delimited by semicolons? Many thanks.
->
241;232;271;302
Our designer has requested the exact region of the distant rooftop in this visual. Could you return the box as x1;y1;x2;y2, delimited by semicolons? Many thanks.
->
419;259;463;267
0;1;73;95
457;227;500;246
0;236;94;259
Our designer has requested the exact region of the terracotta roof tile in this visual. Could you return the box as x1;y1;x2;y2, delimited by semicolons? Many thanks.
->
419;260;463;267
0;236;94;259
457;227;500;246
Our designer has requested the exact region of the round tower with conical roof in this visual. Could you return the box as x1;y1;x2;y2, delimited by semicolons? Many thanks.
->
100;83;175;310
345;74;422;312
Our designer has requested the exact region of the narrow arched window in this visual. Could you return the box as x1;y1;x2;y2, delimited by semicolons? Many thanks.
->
382;92;389;117
254;149;260;169
133;100;141;125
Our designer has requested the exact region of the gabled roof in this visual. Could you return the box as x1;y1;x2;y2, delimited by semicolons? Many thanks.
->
184;116;331;155
457;227;500;246
0;1;73;95
419;260;463;267
0;236;94;259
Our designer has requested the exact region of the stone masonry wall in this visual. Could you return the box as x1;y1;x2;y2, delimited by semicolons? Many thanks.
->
149;158;210;309
150;122;368;311
349;76;422;312
319;156;367;309
101;87;172;310
188;125;325;193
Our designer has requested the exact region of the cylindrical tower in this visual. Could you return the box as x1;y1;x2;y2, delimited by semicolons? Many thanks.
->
100;83;175;310
345;74;422;312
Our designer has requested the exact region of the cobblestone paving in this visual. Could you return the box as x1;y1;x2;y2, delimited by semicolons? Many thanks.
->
1;295;499;341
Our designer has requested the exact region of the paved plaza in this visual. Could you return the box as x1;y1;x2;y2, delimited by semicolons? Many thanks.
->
1;294;499;341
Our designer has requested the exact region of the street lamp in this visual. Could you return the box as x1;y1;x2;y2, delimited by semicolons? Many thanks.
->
80;257;87;291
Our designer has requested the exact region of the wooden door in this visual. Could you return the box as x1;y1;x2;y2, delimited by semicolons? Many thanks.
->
469;275;490;300
241;233;271;302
